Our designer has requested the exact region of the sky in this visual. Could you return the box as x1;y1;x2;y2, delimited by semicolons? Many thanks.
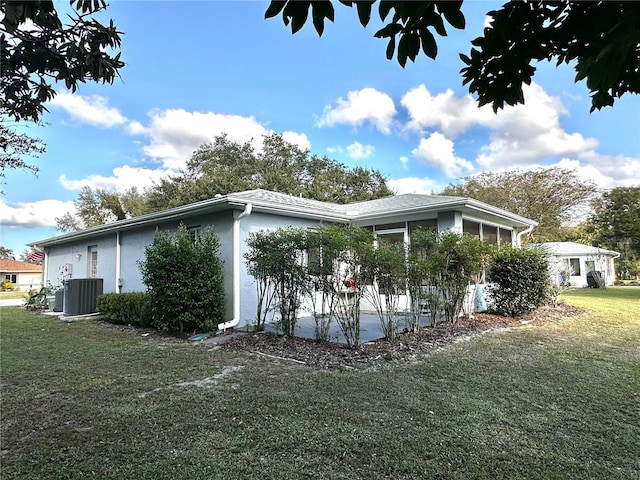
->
2;0;639;256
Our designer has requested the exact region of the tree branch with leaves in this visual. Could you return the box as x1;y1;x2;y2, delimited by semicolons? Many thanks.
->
266;1;640;113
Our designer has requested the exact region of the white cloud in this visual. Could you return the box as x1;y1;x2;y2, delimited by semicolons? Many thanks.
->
412;132;473;178
48;91;127;128
387;176;444;195
131;109;310;170
315;87;396;134
126;120;147;135
402;85;492;137
346;141;374;160
58;165;173;193
326;146;344;154
400;156;409;170
401;82;599;171
282;131;311;151
0;199;75;228
555;156;640;190
474;84;598;169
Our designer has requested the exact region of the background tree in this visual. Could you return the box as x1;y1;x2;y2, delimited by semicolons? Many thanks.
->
0;246;16;259
0;123;45;190
1;0;124;123
266;1;640;113
591;186;640;279
441;168;598;242
148;133;393;209
1;0;124;177
56;186;149;232
62;133;393;231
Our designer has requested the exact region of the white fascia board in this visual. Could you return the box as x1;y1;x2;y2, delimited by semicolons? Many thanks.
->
30;195;233;247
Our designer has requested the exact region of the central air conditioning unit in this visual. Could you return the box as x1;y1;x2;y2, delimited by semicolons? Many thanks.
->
63;278;103;316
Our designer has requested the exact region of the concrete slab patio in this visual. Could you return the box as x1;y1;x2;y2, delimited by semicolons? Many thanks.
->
258;312;433;344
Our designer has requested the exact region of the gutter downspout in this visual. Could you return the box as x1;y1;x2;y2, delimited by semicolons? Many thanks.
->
218;203;253;331
115;231;121;293
516;224;535;247
43;248;48;287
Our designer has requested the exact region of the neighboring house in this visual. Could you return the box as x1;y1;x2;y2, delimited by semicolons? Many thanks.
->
538;242;620;287
29;189;537;329
0;259;43;291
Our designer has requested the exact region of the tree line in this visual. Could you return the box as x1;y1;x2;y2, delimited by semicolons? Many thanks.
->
54;133;393;232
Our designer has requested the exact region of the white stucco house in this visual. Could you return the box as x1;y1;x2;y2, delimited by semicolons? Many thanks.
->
538;242;620;288
29;189;537;329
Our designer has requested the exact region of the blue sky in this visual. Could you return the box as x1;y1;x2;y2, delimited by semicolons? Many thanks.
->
2;1;639;255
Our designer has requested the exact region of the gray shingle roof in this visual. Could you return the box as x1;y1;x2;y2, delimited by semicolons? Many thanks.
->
342;193;468;216
31;188;538;247
229;189;345;214
535;242;619;257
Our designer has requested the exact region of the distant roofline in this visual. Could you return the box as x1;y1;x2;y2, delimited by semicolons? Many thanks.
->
533;241;620;257
30;189;537;247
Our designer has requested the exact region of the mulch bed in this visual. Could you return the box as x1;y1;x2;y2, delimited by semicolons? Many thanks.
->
219;303;587;370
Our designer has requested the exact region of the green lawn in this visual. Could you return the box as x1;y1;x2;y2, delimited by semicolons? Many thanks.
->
1;288;638;479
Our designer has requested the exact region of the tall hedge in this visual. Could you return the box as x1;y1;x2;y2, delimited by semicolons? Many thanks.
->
488;247;550;317
138;225;225;334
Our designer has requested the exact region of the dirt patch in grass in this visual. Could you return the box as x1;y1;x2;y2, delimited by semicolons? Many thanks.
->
220;304;587;370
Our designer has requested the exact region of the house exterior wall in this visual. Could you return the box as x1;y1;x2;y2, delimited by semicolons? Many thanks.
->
1;271;42;291
45;233;117;290
116;211;235;318
238;211;324;327
42;211;236;320
548;253;617;287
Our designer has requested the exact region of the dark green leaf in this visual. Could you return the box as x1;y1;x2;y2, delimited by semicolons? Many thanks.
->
442;8;465;29
378;1;393;21
265;1;287;19
420;29;437;59
284;2;311;34
385;35;395;60
397;33;408;68
407;32;420;62
354;1;372;27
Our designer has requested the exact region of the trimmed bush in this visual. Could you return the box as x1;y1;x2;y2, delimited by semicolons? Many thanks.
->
97;292;152;327
488;247;550;317
138;225;225;334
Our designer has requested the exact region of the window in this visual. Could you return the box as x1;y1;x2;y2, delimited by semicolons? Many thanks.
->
88;245;98;278
463;220;480;238
376;231;405;244
187;226;202;243
5;274;17;283
408;219;437;236
499;228;513;246
374;222;405;231
483;225;498;244
567;258;581;276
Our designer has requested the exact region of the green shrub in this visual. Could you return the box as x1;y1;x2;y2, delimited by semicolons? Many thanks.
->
96;292;152;327
488;247;550;317
408;229;491;327
245;227;310;337
138;225;225;334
